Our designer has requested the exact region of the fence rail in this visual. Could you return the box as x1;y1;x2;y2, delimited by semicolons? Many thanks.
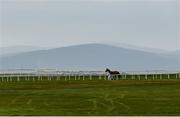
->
0;73;180;82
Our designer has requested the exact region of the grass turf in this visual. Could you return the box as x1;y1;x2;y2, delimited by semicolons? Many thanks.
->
0;79;180;116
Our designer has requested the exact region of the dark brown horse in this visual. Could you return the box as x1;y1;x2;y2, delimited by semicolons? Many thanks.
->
105;68;120;80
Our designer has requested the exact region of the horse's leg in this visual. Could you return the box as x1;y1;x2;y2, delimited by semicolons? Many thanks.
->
108;74;110;80
108;74;111;80
108;74;112;80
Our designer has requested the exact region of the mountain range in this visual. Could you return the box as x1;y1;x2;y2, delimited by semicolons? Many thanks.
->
0;43;179;71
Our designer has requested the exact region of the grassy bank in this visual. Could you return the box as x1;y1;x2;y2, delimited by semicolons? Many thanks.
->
0;80;180;116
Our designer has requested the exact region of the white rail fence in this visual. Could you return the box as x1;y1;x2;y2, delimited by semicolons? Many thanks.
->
0;73;180;82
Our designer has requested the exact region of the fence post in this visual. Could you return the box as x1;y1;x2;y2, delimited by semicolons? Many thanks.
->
83;75;85;80
5;76;8;82
17;75;20;81
27;75;29;81
131;73;134;80
160;74;162;80
131;74;133;80
51;75;53;80
25;76;27;81
115;75;117;80
41;75;43;80
168;74;170;79
50;75;51;80
145;74;147;80
68;75;70;80
140;74;141;80
38;75;40;80
10;75;12;82
90;75;92;80
47;75;49;80
49;75;51;80
57;75;59;80
78;75;80;80
75;75;77;80
59;75;61;80
98;75;101;80
33;75;35;81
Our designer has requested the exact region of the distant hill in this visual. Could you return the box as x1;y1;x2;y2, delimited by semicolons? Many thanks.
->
0;43;179;71
102;42;169;54
167;50;180;56
0;46;48;57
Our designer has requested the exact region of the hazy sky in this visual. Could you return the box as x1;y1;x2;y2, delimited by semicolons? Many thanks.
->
0;0;180;50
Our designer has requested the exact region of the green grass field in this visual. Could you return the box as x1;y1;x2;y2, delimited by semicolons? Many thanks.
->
0;79;180;116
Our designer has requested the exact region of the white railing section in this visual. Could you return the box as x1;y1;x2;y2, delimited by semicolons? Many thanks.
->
0;73;180;82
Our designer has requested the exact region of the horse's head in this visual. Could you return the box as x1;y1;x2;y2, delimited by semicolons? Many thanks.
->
105;68;110;72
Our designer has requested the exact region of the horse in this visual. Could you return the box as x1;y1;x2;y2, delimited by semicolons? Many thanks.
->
105;68;120;80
